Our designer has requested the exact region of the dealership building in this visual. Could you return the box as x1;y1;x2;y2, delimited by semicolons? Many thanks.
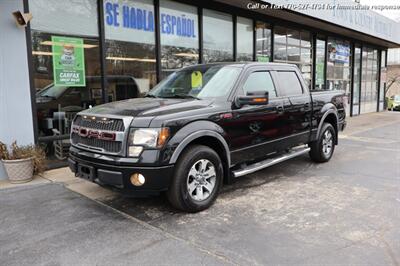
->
0;0;400;168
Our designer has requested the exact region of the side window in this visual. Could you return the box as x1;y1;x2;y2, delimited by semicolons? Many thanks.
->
277;71;303;96
242;71;277;97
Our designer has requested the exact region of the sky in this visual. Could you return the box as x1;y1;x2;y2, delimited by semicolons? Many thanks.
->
360;0;400;21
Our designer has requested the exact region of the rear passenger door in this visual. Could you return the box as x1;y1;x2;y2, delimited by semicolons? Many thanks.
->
274;70;312;145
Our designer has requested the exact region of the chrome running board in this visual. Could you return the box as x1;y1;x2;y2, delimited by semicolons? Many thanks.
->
232;146;310;178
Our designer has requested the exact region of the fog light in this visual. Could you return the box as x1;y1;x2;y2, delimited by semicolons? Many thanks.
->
128;146;143;157
130;173;145;186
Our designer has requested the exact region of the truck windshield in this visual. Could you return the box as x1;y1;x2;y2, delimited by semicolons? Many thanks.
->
147;65;241;99
36;84;69;99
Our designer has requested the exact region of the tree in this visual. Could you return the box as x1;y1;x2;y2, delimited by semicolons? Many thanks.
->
386;68;400;96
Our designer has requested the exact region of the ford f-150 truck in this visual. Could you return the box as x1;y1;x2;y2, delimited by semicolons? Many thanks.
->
68;63;346;212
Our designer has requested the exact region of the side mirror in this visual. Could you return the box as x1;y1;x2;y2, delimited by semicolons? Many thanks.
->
236;91;269;107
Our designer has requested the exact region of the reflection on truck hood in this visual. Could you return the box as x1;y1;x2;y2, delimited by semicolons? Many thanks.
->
81;97;213;117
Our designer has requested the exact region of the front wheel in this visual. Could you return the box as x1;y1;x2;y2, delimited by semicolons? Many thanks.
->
309;123;336;163
167;145;223;212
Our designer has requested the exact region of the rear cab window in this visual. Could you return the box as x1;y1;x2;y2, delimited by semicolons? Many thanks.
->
276;71;304;96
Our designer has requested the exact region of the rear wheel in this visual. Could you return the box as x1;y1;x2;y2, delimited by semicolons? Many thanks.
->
309;123;336;163
167;145;223;212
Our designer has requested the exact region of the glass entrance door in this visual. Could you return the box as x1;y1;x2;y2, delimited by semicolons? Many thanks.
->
360;47;379;114
379;50;387;111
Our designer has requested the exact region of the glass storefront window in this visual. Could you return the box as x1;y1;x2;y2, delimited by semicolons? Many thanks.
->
30;0;101;163
352;46;361;116
105;0;157;96
327;38;351;91
315;38;326;90
273;26;312;86
255;21;271;62
160;0;199;78
360;47;379;114
236;17;253;61
327;38;352;114
203;9;233;63
274;26;287;62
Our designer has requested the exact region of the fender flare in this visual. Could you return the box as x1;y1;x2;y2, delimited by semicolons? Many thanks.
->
168;130;231;166
316;109;339;144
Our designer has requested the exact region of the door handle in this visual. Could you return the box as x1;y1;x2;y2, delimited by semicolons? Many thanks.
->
276;105;284;114
301;102;310;112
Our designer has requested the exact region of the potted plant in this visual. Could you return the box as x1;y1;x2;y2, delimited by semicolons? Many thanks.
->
0;141;46;183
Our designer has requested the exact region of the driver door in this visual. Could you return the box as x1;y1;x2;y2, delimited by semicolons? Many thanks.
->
228;69;289;164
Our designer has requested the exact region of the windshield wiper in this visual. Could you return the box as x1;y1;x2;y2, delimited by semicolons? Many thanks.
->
164;94;199;100
144;93;158;98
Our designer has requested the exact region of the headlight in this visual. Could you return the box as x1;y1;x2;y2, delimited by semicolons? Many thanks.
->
128;128;170;157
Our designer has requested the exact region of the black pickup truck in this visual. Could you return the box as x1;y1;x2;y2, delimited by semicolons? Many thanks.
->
68;63;346;212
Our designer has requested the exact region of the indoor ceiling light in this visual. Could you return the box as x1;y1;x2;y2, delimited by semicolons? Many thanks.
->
40;41;98;49
174;53;199;58
106;56;156;63
32;51;53;56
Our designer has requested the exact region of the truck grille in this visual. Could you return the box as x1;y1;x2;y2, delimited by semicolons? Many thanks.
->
71;115;125;154
74;115;125;131
71;134;122;153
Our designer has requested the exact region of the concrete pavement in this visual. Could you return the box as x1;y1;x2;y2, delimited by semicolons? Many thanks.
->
1;111;399;265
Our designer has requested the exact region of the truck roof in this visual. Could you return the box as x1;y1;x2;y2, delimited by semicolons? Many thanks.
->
181;62;299;71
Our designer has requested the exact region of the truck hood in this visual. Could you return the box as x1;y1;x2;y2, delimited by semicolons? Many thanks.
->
80;97;213;117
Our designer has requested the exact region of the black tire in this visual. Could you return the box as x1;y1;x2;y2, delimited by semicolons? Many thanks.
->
309;123;336;163
167;145;223;212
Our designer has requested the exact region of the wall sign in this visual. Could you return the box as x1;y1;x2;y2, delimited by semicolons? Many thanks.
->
328;42;350;64
257;55;270;62
51;36;86;87
104;0;198;48
264;0;400;45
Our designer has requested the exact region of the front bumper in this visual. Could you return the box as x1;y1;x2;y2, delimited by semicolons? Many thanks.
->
390;104;400;111
68;152;174;197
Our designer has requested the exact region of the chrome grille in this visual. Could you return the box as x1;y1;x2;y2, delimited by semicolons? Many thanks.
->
71;115;126;154
71;133;122;153
74;115;125;131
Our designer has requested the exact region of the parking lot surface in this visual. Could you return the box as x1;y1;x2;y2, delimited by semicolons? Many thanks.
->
1;112;399;265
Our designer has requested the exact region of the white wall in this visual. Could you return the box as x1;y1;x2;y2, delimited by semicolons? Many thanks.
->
0;0;35;179
388;48;400;66
0;0;35;147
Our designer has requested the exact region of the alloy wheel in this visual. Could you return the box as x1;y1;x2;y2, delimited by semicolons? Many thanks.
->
186;159;216;201
322;130;333;157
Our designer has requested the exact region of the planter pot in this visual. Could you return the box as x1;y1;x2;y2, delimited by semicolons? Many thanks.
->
2;157;34;183
0;161;7;180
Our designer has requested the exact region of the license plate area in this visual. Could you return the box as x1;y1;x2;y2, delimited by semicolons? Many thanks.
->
77;164;96;181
